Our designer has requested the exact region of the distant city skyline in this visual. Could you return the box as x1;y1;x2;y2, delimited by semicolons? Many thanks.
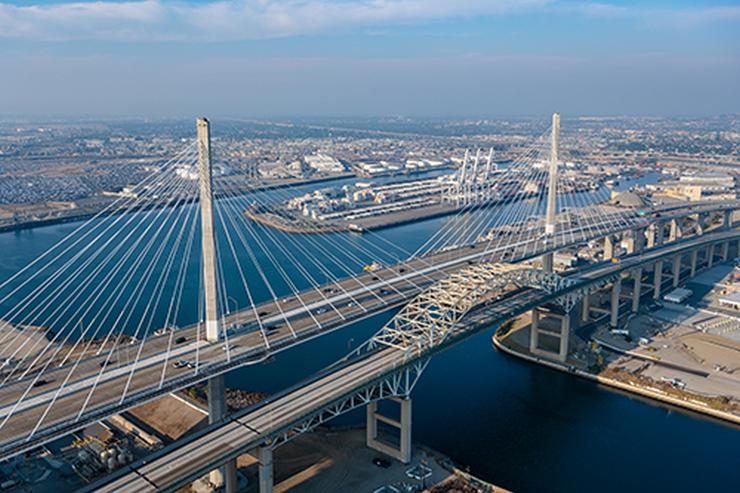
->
0;0;738;118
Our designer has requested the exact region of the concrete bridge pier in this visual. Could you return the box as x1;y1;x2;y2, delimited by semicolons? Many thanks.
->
646;224;656;249
529;308;541;352
206;376;239;492
721;241;730;261
610;276;622;328
627;227;645;254
708;244;715;268
672;254;682;288
367;397;412;464
256;446;273;493
530;307;570;362
647;222;665;249
669;218;682;242
631;268;642;313
724;210;734;229
695;213;706;235
542;253;554;274
604;235;616;261
581;293;590;322
653;261;663;300
690;249;698;277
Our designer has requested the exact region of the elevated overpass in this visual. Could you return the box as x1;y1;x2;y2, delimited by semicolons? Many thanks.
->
91;226;740;493
0;198;737;461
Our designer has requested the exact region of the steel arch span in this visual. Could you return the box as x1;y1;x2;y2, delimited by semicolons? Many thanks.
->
368;262;581;357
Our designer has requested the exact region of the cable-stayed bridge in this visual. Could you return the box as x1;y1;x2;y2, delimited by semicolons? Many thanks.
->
0;115;738;492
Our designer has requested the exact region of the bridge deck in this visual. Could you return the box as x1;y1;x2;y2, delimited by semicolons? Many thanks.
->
0;200;734;460
91;226;740;493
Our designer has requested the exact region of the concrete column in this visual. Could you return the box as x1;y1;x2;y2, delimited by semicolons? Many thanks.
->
708;244;715;268
398;397;412;463
646;223;656;249
653;261;663;300
542;253;554;274
631;268;642;313
558;314;570;362
197;117;220;343
610;277;622;328
633;227;645;254
656;222;664;246
224;461;238;493
724;210;733;229
366;397;412;464
529;308;540;353
207;375;237;490
695;213;705;235
669;218;682;242
257;446;273;493
207;375;227;421
604;235;615;261
672;254;681;288
581;294;590;323
366;401;378;446
722;241;729;261
690;249;698;277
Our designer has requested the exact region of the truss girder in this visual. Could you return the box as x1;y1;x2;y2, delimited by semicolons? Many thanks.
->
267;358;429;450
371;263;580;356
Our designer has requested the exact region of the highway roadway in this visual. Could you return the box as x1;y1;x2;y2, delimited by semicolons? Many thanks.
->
90;223;740;493
0;199;736;460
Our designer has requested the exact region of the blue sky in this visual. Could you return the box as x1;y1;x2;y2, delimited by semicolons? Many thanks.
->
1;0;739;118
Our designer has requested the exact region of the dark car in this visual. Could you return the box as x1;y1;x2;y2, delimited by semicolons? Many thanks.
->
32;379;50;388
175;336;187;344
265;323;281;334
372;457;391;468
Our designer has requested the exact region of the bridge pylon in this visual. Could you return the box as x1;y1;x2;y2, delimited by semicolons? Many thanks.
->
197;118;239;493
542;112;560;273
197;117;220;344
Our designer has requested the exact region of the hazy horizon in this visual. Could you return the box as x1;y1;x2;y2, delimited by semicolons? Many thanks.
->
1;0;739;118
